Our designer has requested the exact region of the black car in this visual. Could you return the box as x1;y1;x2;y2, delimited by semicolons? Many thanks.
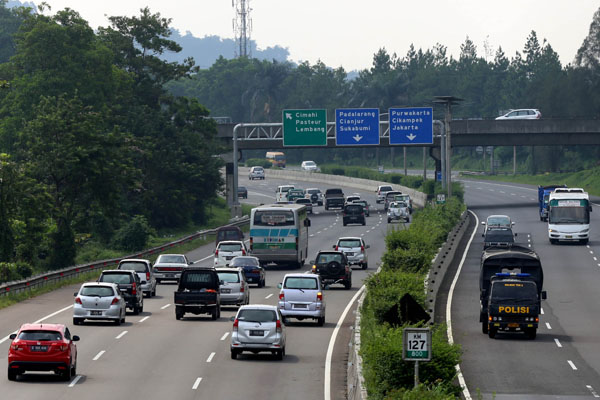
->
174;267;221;320
483;228;516;249
343;203;366;226
98;270;144;314
229;256;265;287
237;186;248;199
310;251;351;289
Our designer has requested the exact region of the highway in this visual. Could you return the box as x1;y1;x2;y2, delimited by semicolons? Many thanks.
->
0;175;394;400
454;179;600;399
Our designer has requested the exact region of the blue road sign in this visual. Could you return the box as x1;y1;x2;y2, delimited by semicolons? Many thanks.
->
389;107;433;145
335;108;380;145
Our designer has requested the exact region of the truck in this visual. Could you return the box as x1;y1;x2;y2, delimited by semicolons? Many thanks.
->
174;267;221;320
538;184;566;221
479;246;545;340
324;188;345;210
548;188;591;245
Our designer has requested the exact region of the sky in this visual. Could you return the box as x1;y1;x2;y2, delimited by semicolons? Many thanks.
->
36;0;599;71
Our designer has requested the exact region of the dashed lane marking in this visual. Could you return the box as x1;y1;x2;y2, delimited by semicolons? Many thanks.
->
139;316;150;323
206;352;216;363
220;332;229;341
93;350;106;361
541;308;544;314
116;331;128;339
554;339;562;348
192;377;203;390
265;293;273;299
68;375;82;387
586;385;600;398
546;322;552;330
568;360;578;370
161;304;171;310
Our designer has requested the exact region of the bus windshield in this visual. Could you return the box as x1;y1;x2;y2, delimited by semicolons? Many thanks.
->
253;210;295;226
549;207;589;224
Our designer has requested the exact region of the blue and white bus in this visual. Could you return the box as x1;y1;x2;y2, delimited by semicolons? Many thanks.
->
250;204;310;268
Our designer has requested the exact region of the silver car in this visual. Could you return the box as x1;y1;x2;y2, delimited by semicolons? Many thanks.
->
295;198;313;214
153;254;191;283
306;188;323;206
216;267;250;306
117;259;157;297
230;304;286;360
73;282;126;325
277;273;325;326
334;237;369;269
387;201;410;223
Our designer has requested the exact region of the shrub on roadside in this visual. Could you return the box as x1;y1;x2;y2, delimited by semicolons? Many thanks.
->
0;262;33;284
363;270;425;323
245;158;272;169
112;215;155;252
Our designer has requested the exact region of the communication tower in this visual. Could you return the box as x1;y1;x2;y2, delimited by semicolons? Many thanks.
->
232;0;252;58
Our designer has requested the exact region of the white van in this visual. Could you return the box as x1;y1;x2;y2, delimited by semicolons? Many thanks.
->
276;185;295;203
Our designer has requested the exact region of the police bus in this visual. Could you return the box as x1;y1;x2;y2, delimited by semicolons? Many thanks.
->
250;204;310;268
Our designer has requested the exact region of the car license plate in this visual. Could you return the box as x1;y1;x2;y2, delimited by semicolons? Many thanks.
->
226;256;233;260
249;330;264;336
344;252;354;256
293;304;308;309
166;274;174;278
30;345;47;352
508;323;519;328
120;288;127;292
221;288;231;293
566;235;572;239
91;310;103;316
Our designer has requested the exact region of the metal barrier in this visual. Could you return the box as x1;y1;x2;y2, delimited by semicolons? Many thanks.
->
0;216;250;296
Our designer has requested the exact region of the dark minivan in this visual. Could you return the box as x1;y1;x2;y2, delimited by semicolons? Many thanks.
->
216;226;244;247
343;204;366;226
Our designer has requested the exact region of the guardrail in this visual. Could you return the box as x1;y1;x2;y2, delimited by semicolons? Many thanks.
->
0;216;250;297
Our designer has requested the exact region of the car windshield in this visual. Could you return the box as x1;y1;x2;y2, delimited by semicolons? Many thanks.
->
18;330;62;341
307;189;320;194
338;240;361;248
549;207;589;224
218;272;240;283
231;257;259;267
380;186;392;192
217;229;242;241
491;282;537;302
101;273;132;284
237;309;277;322
80;286;115;297
345;205;362;213
296;199;310;204
181;272;216;288
284;277;318;290
354;201;367;206
485;230;514;242
487;217;510;226
219;243;243;252
254;210;295;226
253;167;263;172
304;161;316;166
119;262;147;273
317;253;343;263
158;255;186;264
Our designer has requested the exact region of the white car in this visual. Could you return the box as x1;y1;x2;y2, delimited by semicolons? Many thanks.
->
73;282;126;325
482;215;514;235
230;304;286;360
215;240;249;267
387;201;410;223
249;166;265;180
301;161;319;172
334;237;369;269
305;188;323;206
216;267;250;306
376;185;393;203
345;195;361;205
495;109;541;120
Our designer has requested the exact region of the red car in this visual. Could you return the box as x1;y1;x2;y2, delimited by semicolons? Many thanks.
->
7;323;79;381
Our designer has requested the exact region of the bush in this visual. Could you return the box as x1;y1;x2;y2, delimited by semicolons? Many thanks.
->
0;262;33;283
320;164;432;191
112;215;155;252
245;158;272;169
382;246;432;274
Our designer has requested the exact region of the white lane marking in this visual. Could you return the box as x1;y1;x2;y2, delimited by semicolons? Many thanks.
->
324;228;328;231
447;210;478;400
68;375;82;387
324;285;366;400
139;316;150;323
546;322;552;330
541;308;544;314
115;331;128;339
499;191;505;194
488;189;495;192
206;352;216;363
594;257;597;261
161;304;171;310
265;294;273;299
192;377;203;390
511;193;516;196
317;231;322;234
590;251;594;255
197;253;214;262
220;332;229;341
361;233;365;236
568;360;578;370
587;385;600;398
554;338;562;348
587;245;591;249
2;304;75;344
310;234;315;237
93;350;106;361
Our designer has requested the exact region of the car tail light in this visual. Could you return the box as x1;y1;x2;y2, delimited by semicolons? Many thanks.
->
75;297;82;305
279;292;284;300
206;289;217;293
233;318;239;332
240;285;245;292
215;249;219;256
335;246;339;251
56;343;68;352
111;297;119;305
250;238;253;250
276;320;282;333
146;272;150;281
317;292;323;301
11;342;21;351
361;245;365;252
132;282;137;295
295;237;298;250
242;249;246;256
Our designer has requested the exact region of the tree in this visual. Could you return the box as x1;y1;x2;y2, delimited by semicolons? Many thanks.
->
575;6;600;69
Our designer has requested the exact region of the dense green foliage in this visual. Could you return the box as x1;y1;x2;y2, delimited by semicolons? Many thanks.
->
361;199;465;398
244;158;272;168
0;5;223;273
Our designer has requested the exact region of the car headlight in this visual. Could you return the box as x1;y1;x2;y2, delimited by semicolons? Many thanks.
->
549;229;557;233
580;229;589;233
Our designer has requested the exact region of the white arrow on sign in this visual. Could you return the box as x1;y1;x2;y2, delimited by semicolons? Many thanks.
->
285;112;292;120
406;134;417;141
353;134;363;142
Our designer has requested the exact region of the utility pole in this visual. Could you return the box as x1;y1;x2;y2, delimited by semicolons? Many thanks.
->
433;96;463;197
232;0;252;58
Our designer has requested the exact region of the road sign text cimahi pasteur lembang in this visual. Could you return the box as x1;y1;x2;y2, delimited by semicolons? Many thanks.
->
283;109;327;146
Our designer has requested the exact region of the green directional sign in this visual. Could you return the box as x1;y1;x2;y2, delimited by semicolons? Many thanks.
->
283;109;327;146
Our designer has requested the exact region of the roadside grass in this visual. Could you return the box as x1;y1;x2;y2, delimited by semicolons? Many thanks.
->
1;201;254;310
460;166;600;197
